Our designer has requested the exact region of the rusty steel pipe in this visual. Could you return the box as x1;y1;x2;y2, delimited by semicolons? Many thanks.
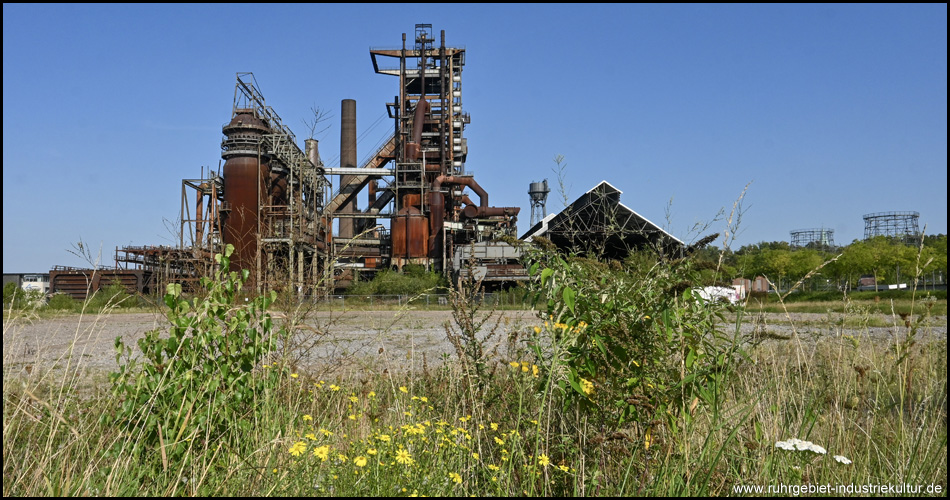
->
405;97;429;160
432;175;521;219
463;205;521;218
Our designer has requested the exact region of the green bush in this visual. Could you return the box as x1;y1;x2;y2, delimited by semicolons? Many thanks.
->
83;281;139;311
347;264;447;296
46;292;78;311
3;282;24;308
523;242;747;434
106;244;284;462
3;282;45;310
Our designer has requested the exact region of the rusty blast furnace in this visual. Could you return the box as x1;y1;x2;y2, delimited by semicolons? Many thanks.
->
100;24;522;297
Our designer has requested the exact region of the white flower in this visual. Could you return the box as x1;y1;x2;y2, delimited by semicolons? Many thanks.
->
834;455;852;464
775;440;795;450
794;440;812;451
775;438;826;455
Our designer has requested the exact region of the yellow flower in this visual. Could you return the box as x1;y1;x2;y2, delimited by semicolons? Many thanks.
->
449;472;462;484
305;432;317;441
580;378;594;395
558;464;570;473
490;422;499;431
368;391;376;398
534;326;542;334
488;464;500;471
538;454;550;467
420;396;429;403
399;386;409;394
532;365;539;377
303;414;313;421
320;428;333;437
472;452;479;460
494;436;505;445
354;456;367;467
367;448;377;455
509;361;520;368
644;428;652;450
378;434;391;442
288;441;307;457
291;373;298;378
349;395;358;403
313;445;330;461
337;453;347;462
329;384;341;391
395;448;414;465
521;361;529;372
349;414;357;420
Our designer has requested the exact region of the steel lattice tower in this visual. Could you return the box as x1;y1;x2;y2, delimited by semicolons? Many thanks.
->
863;211;921;245
790;228;836;250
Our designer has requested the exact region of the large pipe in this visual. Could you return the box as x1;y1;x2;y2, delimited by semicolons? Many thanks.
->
305;138;322;167
339;99;357;239
195;184;206;247
432;175;521;218
405;98;429;160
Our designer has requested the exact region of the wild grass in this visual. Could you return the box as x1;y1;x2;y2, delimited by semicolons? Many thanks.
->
3;293;946;496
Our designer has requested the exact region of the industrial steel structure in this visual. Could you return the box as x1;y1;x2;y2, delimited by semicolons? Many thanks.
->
521;181;684;260
55;24;520;299
863;211;921;245
49;24;684;300
790;228;836;250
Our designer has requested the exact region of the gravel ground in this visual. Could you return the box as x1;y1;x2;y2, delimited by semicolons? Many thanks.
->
3;309;945;378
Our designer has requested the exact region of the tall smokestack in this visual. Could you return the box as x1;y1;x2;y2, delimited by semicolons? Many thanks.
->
305;138;322;167
339;99;357;239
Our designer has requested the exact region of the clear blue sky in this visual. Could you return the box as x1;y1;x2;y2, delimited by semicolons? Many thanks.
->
3;4;947;273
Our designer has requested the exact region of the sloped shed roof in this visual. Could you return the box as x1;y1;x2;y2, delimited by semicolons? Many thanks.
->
519;181;684;259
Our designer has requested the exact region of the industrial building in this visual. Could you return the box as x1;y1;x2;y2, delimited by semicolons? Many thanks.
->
48;24;682;300
51;25;521;299
520;181;684;260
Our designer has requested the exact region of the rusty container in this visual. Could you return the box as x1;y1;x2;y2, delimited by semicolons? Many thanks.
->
391;206;429;259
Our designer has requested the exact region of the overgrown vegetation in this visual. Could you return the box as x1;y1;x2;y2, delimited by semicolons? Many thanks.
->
3;201;947;496
346;264;448;297
106;244;284;465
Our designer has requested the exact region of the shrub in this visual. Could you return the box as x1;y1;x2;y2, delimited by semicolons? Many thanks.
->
523;243;747;434
46;292;78;311
347;264;447;296
3;282;25;308
106;244;284;462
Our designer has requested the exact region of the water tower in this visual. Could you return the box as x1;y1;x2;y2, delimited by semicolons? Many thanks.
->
528;179;550;226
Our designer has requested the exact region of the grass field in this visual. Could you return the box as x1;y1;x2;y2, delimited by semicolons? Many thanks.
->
3;289;946;496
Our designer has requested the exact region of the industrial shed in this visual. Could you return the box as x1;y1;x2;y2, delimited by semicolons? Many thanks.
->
520;181;684;260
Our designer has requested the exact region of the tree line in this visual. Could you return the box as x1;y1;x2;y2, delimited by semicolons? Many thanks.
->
691;234;947;291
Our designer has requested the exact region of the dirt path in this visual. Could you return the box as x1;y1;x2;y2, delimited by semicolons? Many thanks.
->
3;309;945;378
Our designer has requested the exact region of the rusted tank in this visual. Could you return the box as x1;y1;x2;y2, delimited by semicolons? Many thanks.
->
222;109;269;279
391;206;429;259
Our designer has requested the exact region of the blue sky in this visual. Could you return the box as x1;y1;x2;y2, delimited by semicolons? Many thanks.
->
3;3;947;273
